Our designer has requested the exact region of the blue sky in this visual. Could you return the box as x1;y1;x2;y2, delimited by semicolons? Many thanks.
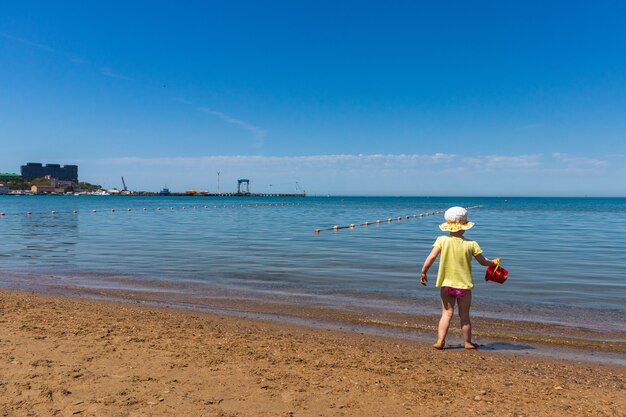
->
1;1;625;196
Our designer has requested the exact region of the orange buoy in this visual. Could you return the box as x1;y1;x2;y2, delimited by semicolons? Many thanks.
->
314;229;320;234
387;218;392;222
397;217;402;221
363;221;369;226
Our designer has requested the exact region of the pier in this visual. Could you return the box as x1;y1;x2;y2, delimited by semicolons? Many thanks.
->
170;192;306;197
158;178;306;197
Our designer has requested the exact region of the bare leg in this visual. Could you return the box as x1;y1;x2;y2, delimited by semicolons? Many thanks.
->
457;290;476;349
434;287;456;349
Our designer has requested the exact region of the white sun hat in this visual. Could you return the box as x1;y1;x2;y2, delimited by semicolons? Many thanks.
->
439;206;475;232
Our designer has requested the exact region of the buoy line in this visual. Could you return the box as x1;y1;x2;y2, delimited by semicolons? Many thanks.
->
0;202;302;218
313;205;483;234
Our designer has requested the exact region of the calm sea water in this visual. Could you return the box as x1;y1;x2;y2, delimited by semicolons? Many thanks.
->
1;196;625;332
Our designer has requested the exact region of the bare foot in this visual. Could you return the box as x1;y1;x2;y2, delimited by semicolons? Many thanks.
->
433;339;445;350
464;342;478;350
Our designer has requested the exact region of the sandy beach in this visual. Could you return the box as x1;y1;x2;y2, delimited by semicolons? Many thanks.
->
0;289;624;417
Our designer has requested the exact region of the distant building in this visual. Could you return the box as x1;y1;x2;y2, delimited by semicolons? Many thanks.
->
0;173;21;182
21;163;78;182
31;184;65;194
30;177;71;194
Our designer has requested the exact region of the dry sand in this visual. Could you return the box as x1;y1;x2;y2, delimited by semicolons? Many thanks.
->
1;289;624;417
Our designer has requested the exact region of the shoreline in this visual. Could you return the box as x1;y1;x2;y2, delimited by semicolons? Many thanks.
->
1;288;624;416
2;271;625;365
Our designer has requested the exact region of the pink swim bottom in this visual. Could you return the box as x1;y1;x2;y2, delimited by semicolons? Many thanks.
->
444;286;469;298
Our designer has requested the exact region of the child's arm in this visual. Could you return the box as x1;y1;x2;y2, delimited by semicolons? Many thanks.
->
420;247;441;286
474;254;499;267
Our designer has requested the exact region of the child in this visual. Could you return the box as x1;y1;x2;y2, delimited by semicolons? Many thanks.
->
420;206;498;350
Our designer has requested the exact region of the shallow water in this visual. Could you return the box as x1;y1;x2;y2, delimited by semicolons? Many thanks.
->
1;195;625;333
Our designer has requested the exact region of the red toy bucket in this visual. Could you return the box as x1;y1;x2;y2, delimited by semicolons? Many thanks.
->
485;259;508;284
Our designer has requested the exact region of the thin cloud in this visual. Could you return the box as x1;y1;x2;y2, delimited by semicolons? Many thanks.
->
95;153;458;168
552;153;608;168
198;107;267;149
0;32;136;84
84;152;624;195
99;67;131;80
463;154;543;169
0;31;55;52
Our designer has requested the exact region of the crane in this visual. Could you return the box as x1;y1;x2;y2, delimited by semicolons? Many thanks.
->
121;176;128;192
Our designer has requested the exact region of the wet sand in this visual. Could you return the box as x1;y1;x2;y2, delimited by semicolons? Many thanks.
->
5;270;626;360
1;289;624;417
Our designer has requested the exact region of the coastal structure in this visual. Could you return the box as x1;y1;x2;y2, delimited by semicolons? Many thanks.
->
30;177;68;194
31;184;65;194
160;179;305;197
0;184;9;194
237;179;250;195
21;163;78;182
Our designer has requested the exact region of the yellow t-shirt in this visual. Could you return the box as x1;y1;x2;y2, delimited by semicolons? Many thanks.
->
433;235;483;290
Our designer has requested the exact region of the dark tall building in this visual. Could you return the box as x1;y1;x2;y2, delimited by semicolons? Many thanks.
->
21;163;78;182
